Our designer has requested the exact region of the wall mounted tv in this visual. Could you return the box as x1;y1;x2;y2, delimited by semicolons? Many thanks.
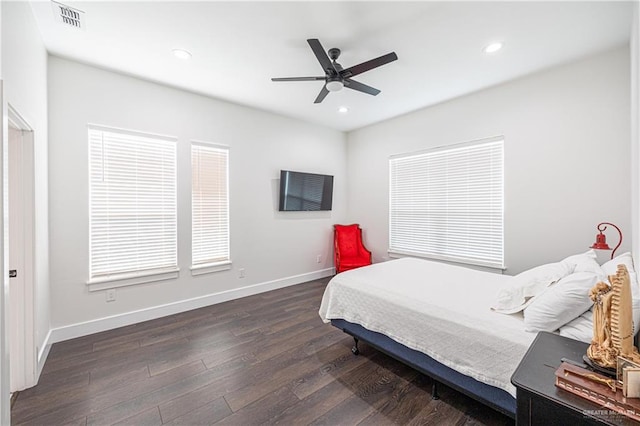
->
279;170;334;211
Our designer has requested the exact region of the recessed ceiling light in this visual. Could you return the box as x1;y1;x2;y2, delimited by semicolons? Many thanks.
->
483;42;504;54
338;106;349;114
172;49;192;60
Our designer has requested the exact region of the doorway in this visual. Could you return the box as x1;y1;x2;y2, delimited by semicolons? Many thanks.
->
8;106;36;392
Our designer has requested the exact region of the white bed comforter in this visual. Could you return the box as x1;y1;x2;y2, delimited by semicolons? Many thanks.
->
318;257;537;397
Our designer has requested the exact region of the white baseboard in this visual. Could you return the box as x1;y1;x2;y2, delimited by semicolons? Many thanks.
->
36;329;52;380
49;268;335;344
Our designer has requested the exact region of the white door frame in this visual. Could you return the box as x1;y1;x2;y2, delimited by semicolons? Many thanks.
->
7;104;36;392
0;80;10;425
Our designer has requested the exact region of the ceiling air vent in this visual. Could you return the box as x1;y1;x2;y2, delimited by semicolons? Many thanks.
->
51;1;85;30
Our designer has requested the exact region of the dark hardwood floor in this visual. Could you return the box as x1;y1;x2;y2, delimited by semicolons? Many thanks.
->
12;278;514;425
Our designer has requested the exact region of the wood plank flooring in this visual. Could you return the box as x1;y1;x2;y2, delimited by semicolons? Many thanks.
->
12;278;515;425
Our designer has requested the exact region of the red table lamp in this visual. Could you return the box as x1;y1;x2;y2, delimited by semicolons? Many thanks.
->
590;222;622;260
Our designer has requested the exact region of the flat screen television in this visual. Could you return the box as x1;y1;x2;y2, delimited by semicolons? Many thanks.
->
279;170;334;211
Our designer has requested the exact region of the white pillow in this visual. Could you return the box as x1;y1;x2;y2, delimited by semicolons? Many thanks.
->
560;249;598;269
570;251;603;275
493;262;571;313
558;253;640;341
559;309;593;343
523;272;602;332
492;250;598;313
601;252;636;274
600;252;640;335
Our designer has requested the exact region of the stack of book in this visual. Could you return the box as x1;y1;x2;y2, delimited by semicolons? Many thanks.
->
555;361;640;422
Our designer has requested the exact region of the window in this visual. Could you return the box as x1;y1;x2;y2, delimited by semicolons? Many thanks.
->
89;125;177;286
389;136;504;269
191;142;230;273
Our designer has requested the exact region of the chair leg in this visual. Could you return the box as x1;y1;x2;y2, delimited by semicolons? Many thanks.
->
351;337;360;355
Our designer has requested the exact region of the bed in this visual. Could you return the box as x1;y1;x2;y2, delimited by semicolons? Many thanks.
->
319;257;535;417
319;252;637;418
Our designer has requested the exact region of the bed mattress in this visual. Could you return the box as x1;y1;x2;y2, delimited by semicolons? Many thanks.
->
318;257;537;397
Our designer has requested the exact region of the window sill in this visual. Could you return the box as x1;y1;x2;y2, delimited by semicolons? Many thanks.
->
87;268;180;292
388;251;506;273
190;261;232;276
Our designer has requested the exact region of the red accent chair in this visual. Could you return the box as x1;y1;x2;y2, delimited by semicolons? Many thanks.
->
334;224;372;274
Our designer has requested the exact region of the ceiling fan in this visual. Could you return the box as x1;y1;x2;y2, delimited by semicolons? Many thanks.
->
271;39;398;104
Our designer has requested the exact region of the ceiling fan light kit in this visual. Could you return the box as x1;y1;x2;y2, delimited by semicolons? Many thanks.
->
271;38;398;104
326;79;344;92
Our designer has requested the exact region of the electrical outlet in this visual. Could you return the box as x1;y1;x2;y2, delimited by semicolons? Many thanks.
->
316;254;322;263
239;268;245;278
106;289;116;302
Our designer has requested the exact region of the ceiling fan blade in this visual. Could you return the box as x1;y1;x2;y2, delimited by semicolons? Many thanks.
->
271;77;325;82
314;86;330;104
344;79;381;96
307;39;336;74
341;52;398;78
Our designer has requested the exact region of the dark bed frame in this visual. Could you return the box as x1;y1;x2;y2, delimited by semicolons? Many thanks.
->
331;319;516;418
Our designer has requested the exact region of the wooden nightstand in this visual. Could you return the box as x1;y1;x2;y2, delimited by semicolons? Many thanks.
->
511;332;638;425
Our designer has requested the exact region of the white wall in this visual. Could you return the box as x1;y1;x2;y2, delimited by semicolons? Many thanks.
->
632;2;639;272
2;1;50;379
48;57;347;336
347;47;631;274
0;3;5;425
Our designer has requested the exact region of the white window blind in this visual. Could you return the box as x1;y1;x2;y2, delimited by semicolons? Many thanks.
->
389;137;504;269
191;143;230;267
89;126;177;279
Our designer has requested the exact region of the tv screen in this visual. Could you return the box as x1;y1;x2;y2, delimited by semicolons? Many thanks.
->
279;170;334;211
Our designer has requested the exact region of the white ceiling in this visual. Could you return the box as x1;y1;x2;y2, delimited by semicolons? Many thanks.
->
30;1;633;132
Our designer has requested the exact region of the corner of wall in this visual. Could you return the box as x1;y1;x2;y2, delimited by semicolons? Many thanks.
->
632;2;639;269
36;329;52;380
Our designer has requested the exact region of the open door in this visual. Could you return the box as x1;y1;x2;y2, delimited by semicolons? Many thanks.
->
7;106;36;393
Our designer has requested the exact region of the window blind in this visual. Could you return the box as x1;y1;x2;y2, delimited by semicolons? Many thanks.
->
191;143;230;267
389;137;504;269
89;126;177;279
